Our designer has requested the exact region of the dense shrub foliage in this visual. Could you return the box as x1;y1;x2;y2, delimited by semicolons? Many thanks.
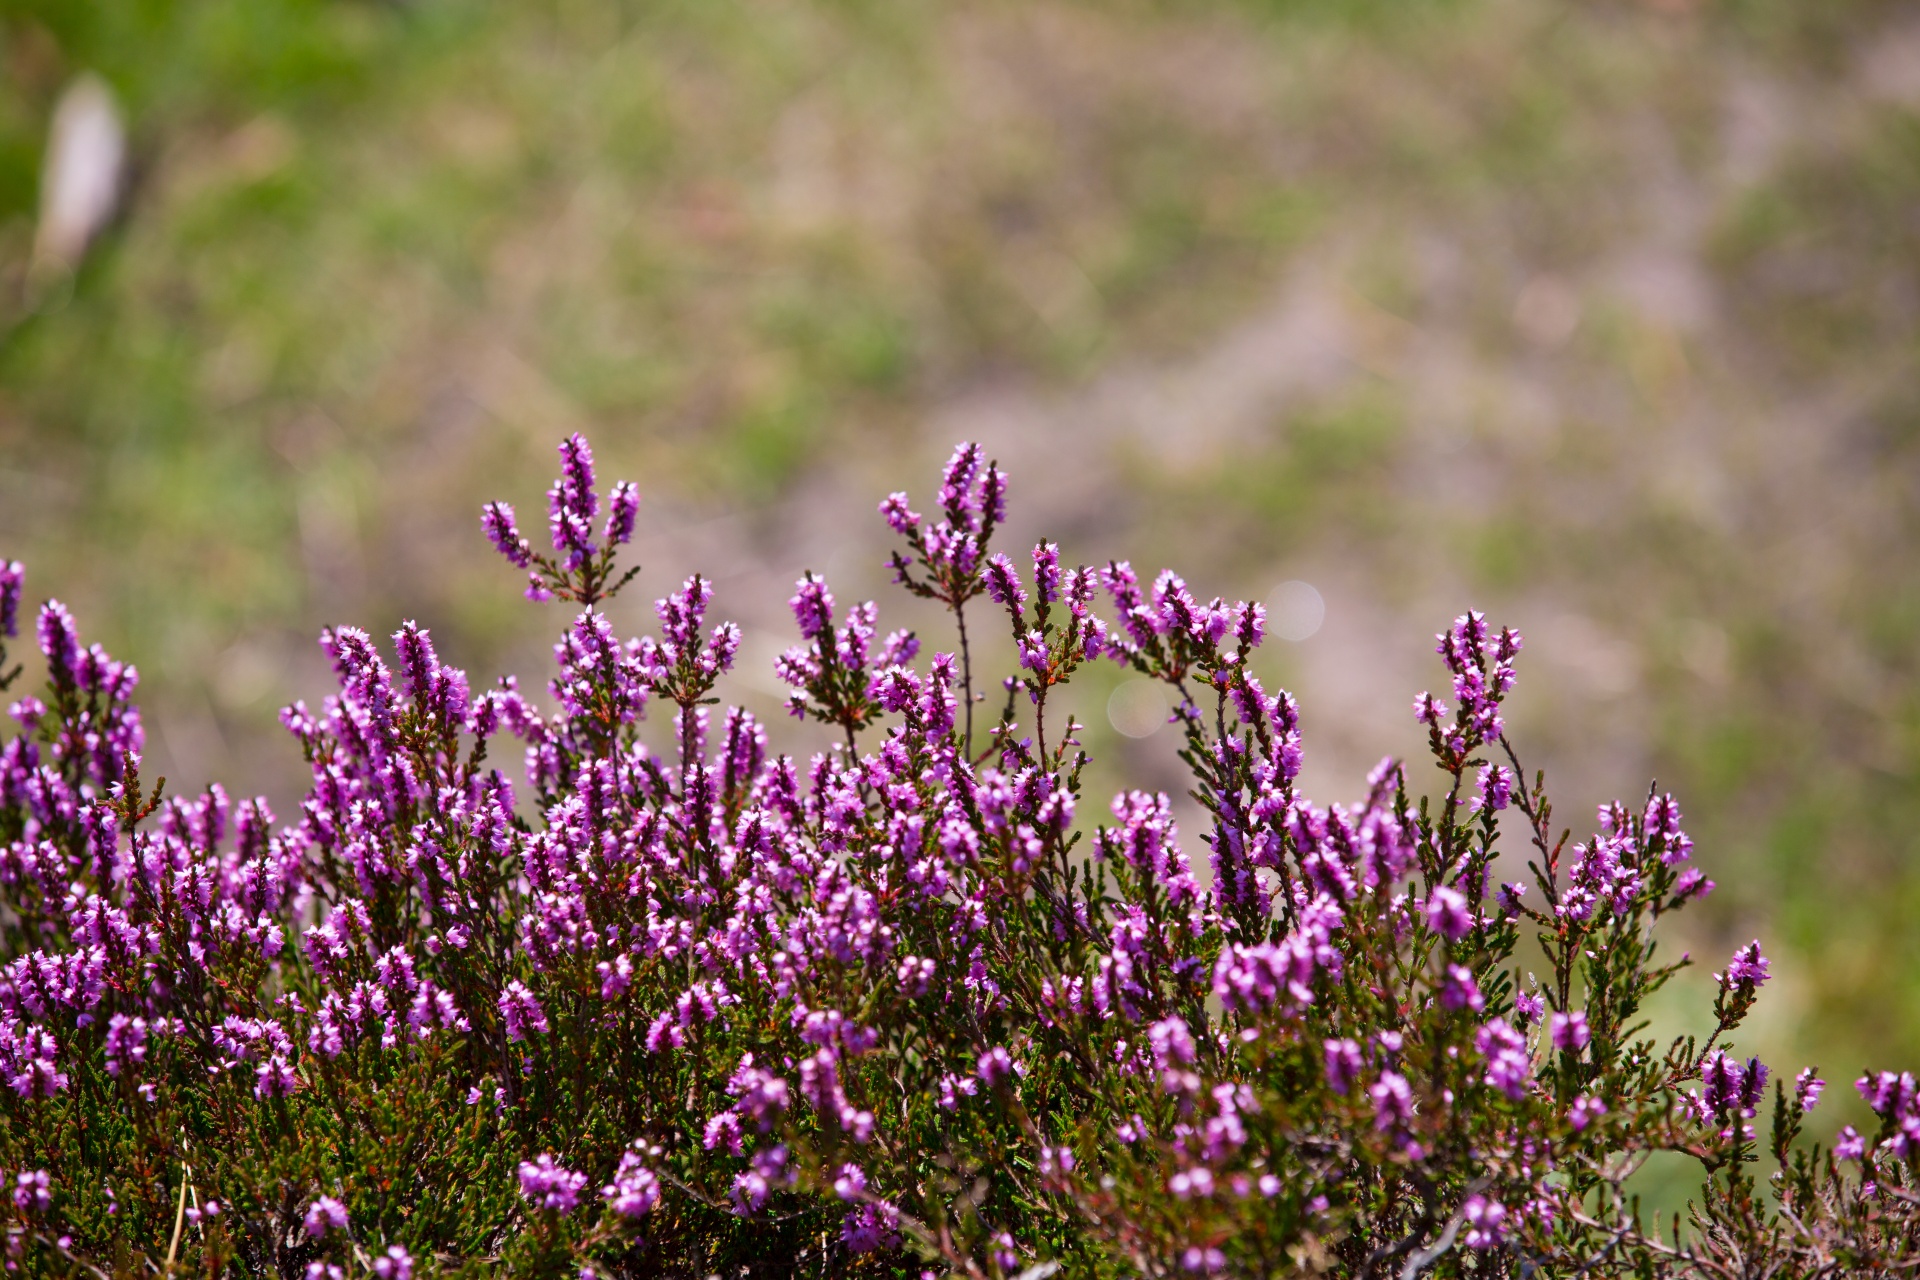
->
2;439;1918;1278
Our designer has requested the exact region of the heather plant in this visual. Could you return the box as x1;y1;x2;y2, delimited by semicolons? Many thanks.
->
1;442;1918;1278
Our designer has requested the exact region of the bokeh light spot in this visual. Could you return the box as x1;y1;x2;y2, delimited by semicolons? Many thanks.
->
1267;580;1325;642
1108;678;1172;739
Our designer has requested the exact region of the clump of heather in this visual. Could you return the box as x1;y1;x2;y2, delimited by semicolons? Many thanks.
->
1;440;1916;1277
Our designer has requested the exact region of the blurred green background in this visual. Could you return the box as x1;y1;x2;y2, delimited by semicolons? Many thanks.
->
2;0;1917;1170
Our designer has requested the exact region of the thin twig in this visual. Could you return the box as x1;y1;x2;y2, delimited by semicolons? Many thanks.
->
164;1168;190;1272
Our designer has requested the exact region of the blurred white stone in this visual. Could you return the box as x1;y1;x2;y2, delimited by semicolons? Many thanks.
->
32;73;126;276
1267;580;1326;642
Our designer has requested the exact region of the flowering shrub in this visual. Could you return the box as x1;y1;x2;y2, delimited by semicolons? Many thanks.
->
1;439;1917;1277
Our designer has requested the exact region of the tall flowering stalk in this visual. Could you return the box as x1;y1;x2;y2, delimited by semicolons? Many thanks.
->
0;436;1914;1277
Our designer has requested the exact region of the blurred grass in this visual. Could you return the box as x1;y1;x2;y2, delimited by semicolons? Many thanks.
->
1;0;1918;1206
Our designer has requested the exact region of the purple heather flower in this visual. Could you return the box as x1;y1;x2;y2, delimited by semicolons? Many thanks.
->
0;560;22;638
1370;1071;1414;1130
1856;1070;1917;1118
1462;1194;1508;1249
604;480;640;546
1673;867;1713;900
1835;1126;1866;1162
1645;793;1694;864
1431;612;1516;745
789;574;834;641
602;1152;661;1219
255;1055;297;1099
1231;599;1266;650
930;440;1006;533
938;443;984;521
1181;1247;1227;1273
1738;1058;1771;1116
841;1202;901;1254
12;1169;49;1215
1702;1051;1769;1119
499;981;549;1042
840;1107;876;1145
1031;542;1061;607
1549;1010;1590;1053
879;628;921;668
983;463;1008;524
1440;963;1485;1012
37;600;81;682
703;1110;744;1156
1795;1068;1826;1113
1718;940;1771;990
878;491;919;534
391;621;444;711
728;1056;791;1131
556;434;597;516
518;1154;587;1214
104;1015;148;1077
1017;629;1049;676
545;434;600;569
1150;569;1207;641
1099;561;1154;651
1473;764;1514;814
0;444;1833;1274
304;1195;349;1240
1475;1019;1531;1101
1061;563;1095;621
1148;1017;1198;1070
983;553;1027;611
1213;923;1340;1016
598;955;633;1001
1168;1168;1215;1199
833;1163;868;1201
977;1046;1015;1087
1701;1051;1740;1116
1425;887;1474;942
656;574;715;653
482;502;532;569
